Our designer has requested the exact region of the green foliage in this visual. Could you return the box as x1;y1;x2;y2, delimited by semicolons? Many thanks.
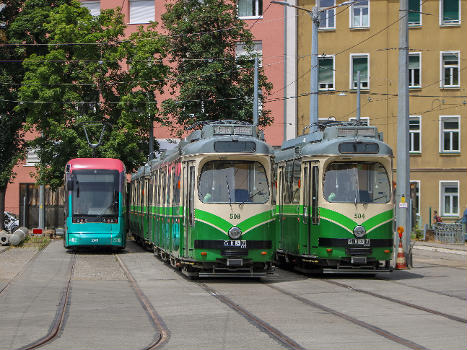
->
161;0;272;134
14;1;168;188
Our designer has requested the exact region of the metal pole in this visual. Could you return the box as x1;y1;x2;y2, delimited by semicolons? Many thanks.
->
309;2;319;133
149;118;154;160
396;0;411;261
356;71;361;121
253;55;259;126
38;185;44;229
283;4;287;142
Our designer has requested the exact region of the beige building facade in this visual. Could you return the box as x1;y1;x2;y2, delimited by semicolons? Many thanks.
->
296;0;466;228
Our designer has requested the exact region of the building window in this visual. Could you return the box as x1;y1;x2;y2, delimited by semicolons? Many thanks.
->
25;148;40;167
440;116;460;153
235;41;262;65
410;180;420;215
440;181;459;216
350;54;369;89
409;116;421;153
350;0;369;28
238;0;262;18
409;0;421;25
440;0;460;25
318;56;335;90
129;0;155;24
440;51;460;88
319;0;335;30
348;117;369;125
81;1;100;16
409;53;421;88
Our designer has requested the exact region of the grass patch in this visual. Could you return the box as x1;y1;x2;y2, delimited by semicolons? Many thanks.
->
20;235;51;250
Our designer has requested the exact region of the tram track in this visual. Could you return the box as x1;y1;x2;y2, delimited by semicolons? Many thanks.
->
321;279;467;324
15;253;76;350
375;278;466;302
198;282;306;350
262;282;431;350
115;254;170;350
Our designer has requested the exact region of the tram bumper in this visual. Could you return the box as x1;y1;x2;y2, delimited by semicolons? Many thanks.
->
67;233;123;247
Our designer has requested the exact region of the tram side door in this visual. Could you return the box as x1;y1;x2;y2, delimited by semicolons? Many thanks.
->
278;166;285;251
302;162;311;255
183;161;196;258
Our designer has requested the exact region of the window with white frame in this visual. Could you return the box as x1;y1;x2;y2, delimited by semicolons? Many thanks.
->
81;1;100;16
410;180;420;215
25;148;40;167
238;0;262;18
319;0;336;30
350;54;369;89
409;53;421;88
440;115;460;152
348;117;369;125
235;41;262;65
409;116;421;153
441;51;460;88
440;181;459;216
440;0;460;25
408;0;421;26
350;0;369;28
129;0;155;24
318;56;335;90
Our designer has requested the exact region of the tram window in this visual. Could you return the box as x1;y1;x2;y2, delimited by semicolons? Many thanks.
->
71;171;119;216
161;171;167;206
323;162;390;203
271;164;277;205
198;160;269;204
173;163;181;207
292;160;301;204
283;161;293;204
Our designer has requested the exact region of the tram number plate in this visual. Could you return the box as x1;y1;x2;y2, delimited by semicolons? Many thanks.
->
347;238;370;246
224;240;247;248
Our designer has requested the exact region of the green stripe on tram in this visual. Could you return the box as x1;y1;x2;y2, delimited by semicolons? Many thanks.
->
319;207;356;232
195;209;274;234
363;209;394;233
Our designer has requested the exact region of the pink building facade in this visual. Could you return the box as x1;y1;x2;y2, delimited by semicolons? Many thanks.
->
5;0;293;218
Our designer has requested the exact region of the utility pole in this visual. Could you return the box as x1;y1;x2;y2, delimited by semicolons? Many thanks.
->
396;0;411;263
309;1;319;133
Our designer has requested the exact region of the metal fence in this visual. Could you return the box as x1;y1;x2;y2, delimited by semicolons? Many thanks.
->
433;223;464;244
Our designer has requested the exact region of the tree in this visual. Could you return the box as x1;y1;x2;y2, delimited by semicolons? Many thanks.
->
0;0;28;230
15;1;168;189
161;0;272;134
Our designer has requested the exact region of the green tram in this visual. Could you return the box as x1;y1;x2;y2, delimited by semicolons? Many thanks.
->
274;121;394;273
129;121;275;277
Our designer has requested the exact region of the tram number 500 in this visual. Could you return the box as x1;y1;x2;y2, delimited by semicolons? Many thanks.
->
354;213;365;219
230;213;241;220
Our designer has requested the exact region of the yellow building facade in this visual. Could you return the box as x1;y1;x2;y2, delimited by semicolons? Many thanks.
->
296;0;466;227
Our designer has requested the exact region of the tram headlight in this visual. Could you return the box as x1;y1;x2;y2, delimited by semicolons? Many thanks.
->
228;226;242;240
353;225;366;238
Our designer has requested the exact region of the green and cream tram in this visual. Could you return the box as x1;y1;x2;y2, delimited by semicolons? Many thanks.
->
274;121;394;273
129;121;275;277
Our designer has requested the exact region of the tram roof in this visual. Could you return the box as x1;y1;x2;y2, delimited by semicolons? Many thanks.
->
66;158;125;173
275;122;393;162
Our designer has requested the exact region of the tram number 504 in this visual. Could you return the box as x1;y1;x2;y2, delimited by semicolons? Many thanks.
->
230;213;241;220
354;213;365;219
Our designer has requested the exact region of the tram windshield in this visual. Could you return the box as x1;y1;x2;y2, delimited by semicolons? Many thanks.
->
323;162;390;204
71;170;119;216
199;161;269;204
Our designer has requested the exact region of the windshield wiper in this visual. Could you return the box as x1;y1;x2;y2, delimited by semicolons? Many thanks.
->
239;190;264;207
225;176;232;210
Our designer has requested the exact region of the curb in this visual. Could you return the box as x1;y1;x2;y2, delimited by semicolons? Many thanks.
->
412;245;467;256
